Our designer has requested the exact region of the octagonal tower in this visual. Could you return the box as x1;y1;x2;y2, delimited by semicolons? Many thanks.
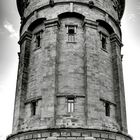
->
7;0;132;140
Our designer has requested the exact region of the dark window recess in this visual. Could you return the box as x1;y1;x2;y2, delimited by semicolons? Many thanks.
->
105;102;110;117
36;33;41;48
67;97;75;113
68;28;75;34
102;36;106;50
31;101;37;116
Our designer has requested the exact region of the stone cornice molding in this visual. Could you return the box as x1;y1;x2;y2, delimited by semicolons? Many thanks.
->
110;33;123;48
24;96;42;104
44;18;60;28
83;19;98;29
18;31;32;45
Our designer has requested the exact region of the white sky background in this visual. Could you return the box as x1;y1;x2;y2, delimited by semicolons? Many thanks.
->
0;0;139;140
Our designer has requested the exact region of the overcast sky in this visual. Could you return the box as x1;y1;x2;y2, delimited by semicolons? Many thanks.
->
0;0;140;140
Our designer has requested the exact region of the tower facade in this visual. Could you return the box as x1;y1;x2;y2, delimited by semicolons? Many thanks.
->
7;0;132;140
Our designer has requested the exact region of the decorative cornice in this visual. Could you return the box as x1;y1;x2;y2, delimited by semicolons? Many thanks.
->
83;19;98;29
110;33;123;48
18;31;32;45
44;18;60;28
24;96;42;104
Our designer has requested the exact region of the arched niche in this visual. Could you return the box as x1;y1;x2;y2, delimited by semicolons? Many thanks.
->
57;12;85;43
28;18;46;32
96;20;114;35
58;12;85;20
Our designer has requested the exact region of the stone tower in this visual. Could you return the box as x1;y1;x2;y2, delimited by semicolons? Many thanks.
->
7;0;132;140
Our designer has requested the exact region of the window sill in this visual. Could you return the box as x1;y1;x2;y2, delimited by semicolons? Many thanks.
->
67;41;77;44
101;48;108;53
34;46;41;51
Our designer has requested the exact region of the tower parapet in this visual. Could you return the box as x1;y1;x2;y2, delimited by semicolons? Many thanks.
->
7;0;132;140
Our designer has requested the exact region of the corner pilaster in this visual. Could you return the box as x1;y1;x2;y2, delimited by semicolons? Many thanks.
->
110;33;127;133
12;31;32;133
44;18;60;126
83;19;98;126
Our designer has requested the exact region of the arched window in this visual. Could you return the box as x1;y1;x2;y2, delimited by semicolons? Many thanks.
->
97;20;114;52
28;18;46;50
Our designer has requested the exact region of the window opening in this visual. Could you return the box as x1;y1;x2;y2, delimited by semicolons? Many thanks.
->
68;27;75;34
105;102;110;117
31;101;37;116
102;36;107;50
66;25;77;42
36;33;41;48
67;97;75;113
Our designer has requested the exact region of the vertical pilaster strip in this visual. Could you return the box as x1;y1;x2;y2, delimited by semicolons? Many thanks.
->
12;31;32;133
44;19;60;127
83;21;88;125
110;33;128;133
54;19;60;126
70;3;74;12
83;19;98;126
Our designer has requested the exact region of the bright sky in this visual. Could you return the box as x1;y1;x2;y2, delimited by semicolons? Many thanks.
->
0;0;139;140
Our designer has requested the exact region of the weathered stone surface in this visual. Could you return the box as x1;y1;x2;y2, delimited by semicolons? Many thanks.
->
7;0;132;140
41;132;50;138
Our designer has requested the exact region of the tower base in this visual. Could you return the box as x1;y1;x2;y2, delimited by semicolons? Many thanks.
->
7;128;132;140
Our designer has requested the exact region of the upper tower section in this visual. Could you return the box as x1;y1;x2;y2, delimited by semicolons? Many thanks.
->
17;0;125;34
17;0;125;20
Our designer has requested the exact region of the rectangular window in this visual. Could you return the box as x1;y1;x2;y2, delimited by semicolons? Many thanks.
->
35;31;42;49
66;25;77;42
105;102;110;117
67;98;75;113
100;32;108;51
31;101;37;116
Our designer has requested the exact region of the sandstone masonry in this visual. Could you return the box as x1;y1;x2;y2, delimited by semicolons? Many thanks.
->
7;0;132;140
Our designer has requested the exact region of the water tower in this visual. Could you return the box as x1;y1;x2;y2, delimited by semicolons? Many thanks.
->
7;0;132;140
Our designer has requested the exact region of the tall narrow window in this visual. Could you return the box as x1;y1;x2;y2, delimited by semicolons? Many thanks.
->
105;102;110;117
35;31;42;49
36;33;41;48
102;36;106;50
99;31;108;51
67;97;75;113
66;25;77;42
31;101;37;116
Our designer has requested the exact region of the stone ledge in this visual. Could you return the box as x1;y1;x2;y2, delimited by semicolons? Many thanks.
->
7;128;133;140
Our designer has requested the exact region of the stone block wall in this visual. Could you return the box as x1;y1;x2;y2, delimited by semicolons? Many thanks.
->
12;0;129;138
23;0;119;20
7;129;132;140
13;16;124;133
